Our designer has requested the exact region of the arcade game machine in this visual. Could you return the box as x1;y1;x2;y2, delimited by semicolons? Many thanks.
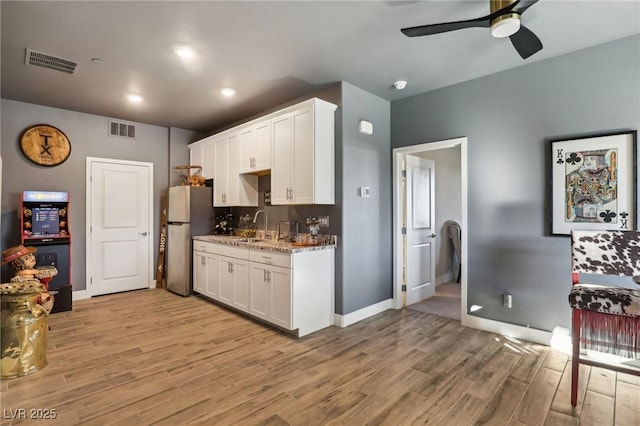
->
21;191;72;313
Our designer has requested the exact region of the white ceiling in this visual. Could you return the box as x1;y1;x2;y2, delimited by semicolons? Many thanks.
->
2;1;639;133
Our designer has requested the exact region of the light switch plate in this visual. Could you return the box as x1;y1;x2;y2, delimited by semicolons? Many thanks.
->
359;186;371;197
319;216;329;227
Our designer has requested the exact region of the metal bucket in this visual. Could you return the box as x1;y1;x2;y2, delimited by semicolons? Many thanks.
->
1;282;48;378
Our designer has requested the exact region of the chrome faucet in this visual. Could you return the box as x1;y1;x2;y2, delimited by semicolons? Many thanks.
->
253;210;268;239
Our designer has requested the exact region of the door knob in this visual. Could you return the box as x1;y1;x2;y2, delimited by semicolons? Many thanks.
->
430;233;436;238
139;232;148;236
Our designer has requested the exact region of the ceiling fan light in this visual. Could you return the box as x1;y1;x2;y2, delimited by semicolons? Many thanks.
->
490;13;521;38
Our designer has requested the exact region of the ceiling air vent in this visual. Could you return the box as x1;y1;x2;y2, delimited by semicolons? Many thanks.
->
25;49;80;75
109;121;136;139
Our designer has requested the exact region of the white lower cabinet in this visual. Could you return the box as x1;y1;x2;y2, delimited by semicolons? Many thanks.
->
218;255;250;312
193;240;334;337
249;262;292;330
193;250;218;299
193;241;218;298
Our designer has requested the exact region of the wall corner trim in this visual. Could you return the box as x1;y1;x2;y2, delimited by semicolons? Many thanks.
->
334;298;393;328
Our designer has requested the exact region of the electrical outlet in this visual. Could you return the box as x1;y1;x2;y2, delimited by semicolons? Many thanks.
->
318;216;329;227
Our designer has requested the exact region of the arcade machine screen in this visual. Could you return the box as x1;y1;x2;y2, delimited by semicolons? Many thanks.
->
31;207;60;235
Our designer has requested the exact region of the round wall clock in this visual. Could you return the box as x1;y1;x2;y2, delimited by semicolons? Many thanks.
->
19;124;71;167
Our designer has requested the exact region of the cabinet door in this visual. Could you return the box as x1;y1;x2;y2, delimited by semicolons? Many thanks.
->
205;252;219;300
254;120;271;171
213;137;228;206
269;265;292;329
232;258;250;313
193;251;207;294
271;112;292;205
201;140;215;179
249;263;270;321
239;126;256;173
291;106;314;204
218;256;234;305
190;144;204;176
226;133;240;205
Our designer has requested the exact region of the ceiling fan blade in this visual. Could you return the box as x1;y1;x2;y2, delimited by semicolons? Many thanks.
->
401;17;490;37
401;0;522;38
509;25;543;59
512;0;539;15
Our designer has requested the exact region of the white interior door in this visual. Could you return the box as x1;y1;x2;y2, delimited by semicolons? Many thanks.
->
88;158;153;296
405;154;436;305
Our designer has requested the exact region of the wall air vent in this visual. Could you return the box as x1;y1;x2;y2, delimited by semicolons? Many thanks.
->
109;121;136;139
25;49;80;75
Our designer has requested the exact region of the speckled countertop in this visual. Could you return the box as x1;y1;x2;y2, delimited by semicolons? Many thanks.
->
192;235;337;253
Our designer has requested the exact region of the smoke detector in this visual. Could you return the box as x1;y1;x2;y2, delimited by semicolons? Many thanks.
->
393;80;407;90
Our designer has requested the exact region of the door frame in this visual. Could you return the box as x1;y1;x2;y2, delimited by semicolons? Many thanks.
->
85;157;155;297
392;137;468;321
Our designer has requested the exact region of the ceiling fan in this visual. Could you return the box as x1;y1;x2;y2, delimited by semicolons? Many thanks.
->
401;0;543;59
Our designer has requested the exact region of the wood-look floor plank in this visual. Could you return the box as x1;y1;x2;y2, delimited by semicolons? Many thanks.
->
550;361;590;417
544;410;579;426
587;367;616;397
0;289;636;426
475;378;528;425
513;367;562;425
580;390;615;426
614;380;640;426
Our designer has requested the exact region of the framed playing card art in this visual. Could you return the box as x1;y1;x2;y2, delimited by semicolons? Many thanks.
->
551;130;637;235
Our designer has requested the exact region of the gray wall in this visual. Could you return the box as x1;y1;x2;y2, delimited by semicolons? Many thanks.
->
339;82;392;314
0;99;197;291
233;82;392;316
169;127;204;187
391;35;640;332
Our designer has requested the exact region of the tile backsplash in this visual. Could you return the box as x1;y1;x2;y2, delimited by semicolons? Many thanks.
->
219;175;340;236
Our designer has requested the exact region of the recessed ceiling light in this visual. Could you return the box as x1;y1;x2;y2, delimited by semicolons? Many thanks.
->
91;58;104;65
126;94;143;104
393;80;407;90
220;88;236;97
174;46;195;59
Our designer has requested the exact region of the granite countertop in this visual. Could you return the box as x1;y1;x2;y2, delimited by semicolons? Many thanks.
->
192;235;337;253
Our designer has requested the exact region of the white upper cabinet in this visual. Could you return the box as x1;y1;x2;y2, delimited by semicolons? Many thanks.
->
192;97;336;206
188;136;215;179
239;119;271;174
271;98;337;205
214;133;258;207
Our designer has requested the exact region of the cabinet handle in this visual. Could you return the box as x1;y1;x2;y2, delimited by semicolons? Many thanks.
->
201;257;206;265
263;270;267;282
267;270;271;283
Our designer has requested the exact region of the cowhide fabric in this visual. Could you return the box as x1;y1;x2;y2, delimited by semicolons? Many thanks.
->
571;230;640;277
569;284;640;317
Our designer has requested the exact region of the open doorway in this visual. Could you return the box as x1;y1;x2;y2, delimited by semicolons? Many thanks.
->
392;137;467;321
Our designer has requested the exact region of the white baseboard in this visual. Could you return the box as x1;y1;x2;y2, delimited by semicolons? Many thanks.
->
334;298;393;328
436;271;455;286
72;290;90;301
462;313;552;346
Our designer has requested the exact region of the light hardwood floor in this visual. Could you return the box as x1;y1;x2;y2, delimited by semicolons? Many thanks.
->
1;289;638;425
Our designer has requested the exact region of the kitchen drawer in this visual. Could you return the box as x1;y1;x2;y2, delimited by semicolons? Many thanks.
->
250;249;291;268
193;241;217;254
217;244;250;260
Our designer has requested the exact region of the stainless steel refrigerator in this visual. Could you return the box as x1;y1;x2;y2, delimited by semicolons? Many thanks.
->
166;185;213;296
